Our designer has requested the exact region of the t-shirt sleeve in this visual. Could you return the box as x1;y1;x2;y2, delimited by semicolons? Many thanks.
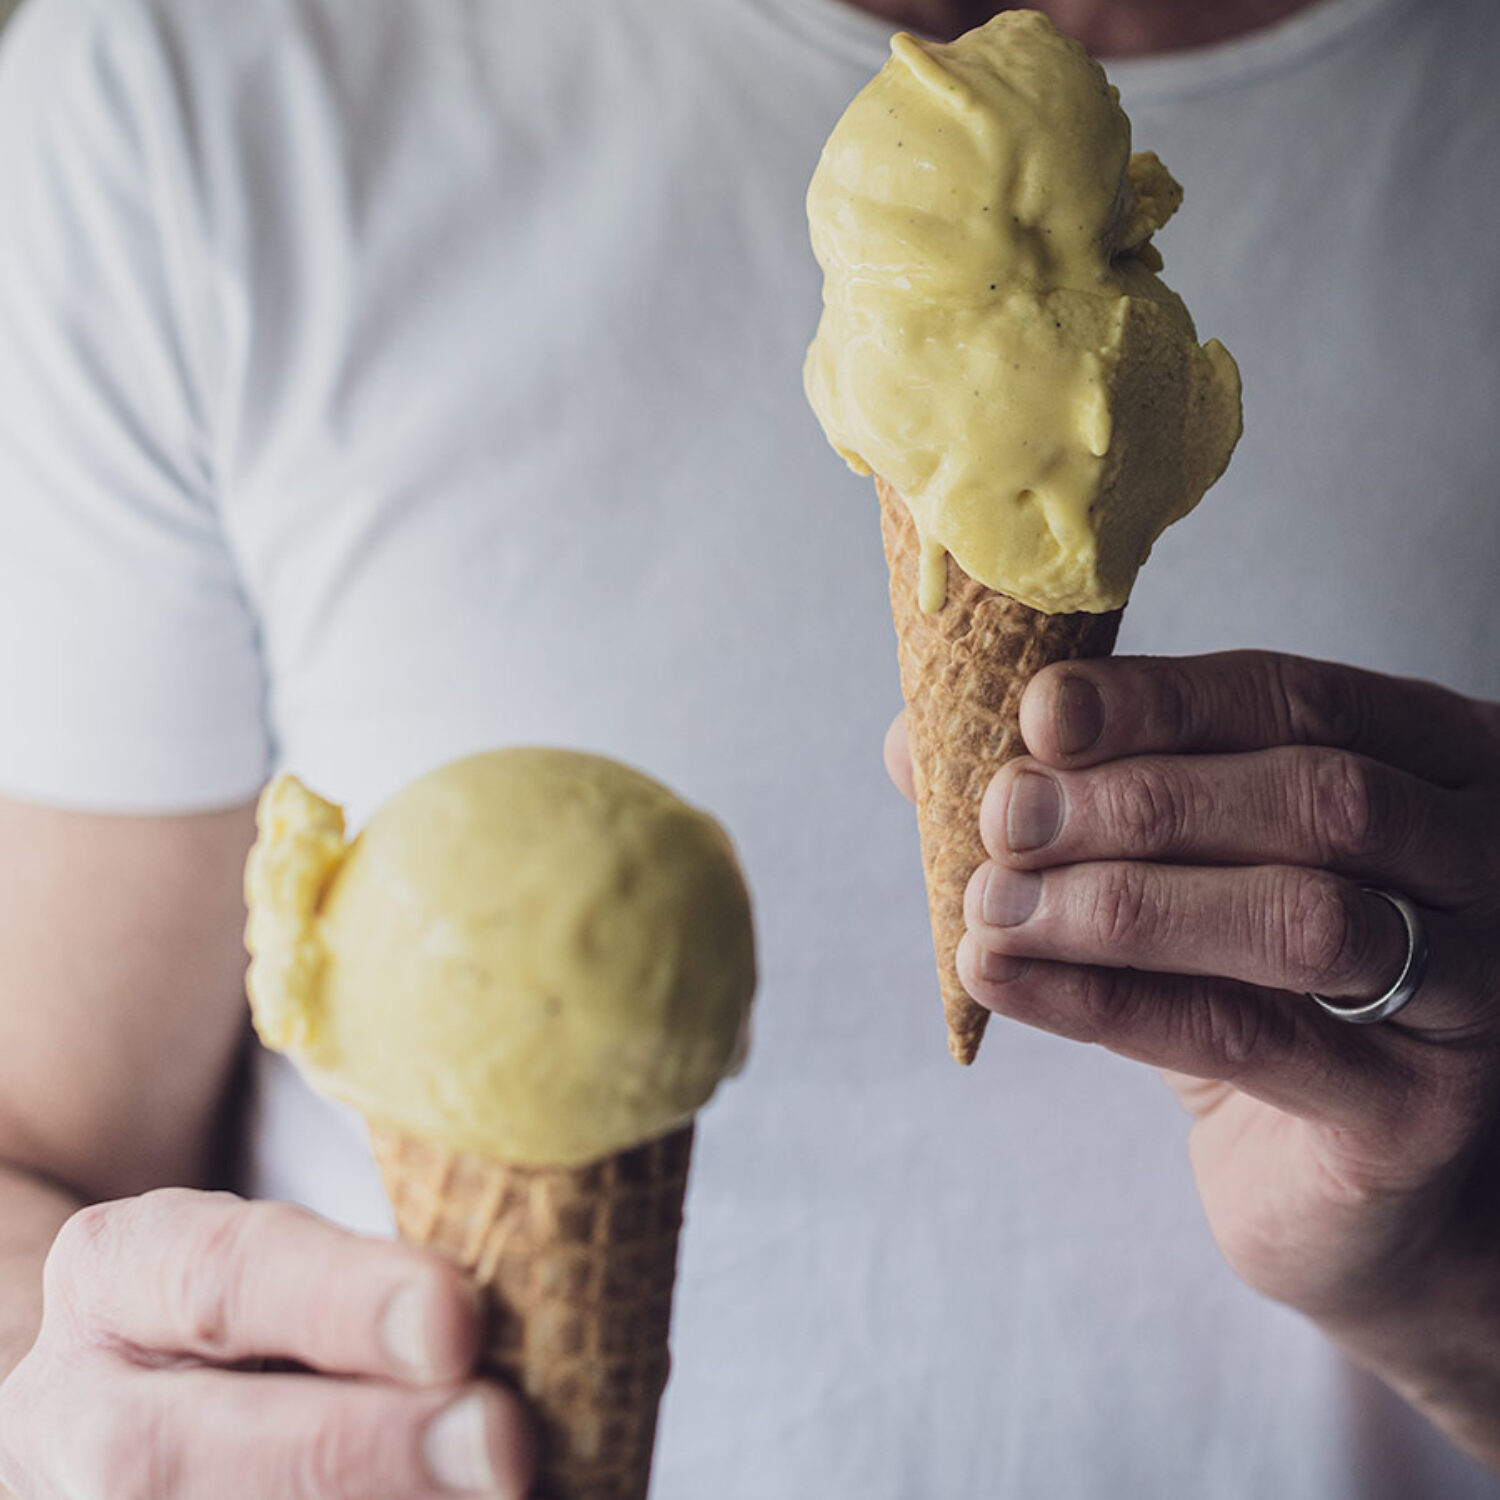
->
0;0;269;812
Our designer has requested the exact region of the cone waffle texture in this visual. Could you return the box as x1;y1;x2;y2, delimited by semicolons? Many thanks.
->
876;476;1123;1064
370;1122;695;1500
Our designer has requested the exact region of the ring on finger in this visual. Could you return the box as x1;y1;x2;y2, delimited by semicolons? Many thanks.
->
1309;887;1429;1025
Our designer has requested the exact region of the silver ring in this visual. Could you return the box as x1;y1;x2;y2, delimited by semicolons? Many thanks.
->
1309;887;1429;1025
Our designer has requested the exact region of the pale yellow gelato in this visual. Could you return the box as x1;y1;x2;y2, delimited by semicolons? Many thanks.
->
804;10;1242;614
245;749;756;1167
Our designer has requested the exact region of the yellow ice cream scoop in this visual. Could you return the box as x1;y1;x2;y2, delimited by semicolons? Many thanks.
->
245;748;756;1167
804;9;1242;614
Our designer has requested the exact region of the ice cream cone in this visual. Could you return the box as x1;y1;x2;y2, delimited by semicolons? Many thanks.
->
804;17;1237;1061
369;1121;695;1500
877;476;1123;1065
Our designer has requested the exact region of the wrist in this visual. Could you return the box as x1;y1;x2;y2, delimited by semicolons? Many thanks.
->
1317;1241;1500;1472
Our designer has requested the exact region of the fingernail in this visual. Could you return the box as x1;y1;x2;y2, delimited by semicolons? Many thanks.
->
981;868;1042;927
977;949;1030;984
382;1280;439;1382
1006;770;1062;852
424;1392;503;1493
1056;675;1104;757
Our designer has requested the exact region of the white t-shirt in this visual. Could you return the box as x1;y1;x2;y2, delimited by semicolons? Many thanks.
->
1;0;1498;1494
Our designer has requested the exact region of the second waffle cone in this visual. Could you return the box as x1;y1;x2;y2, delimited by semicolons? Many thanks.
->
370;1122;694;1500
877;476;1123;1064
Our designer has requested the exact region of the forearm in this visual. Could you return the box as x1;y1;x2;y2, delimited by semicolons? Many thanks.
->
0;1162;81;1381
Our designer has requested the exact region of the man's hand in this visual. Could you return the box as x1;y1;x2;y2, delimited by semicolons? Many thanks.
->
888;650;1500;1466
0;1188;536;1499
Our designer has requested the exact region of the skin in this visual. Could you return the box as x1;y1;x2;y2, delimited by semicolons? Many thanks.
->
887;651;1500;1470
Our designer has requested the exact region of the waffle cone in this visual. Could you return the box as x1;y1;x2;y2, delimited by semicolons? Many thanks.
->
369;1122;694;1500
876;476;1123;1065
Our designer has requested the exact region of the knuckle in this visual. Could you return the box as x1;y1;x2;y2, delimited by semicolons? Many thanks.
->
43;1201;124;1322
1107;762;1188;855
47;1200;116;1278
1274;656;1363;749
1189;986;1294;1079
1075;966;1146;1039
168;1199;258;1357
1090;864;1155;949
1304;750;1384;864
1281;872;1368;992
